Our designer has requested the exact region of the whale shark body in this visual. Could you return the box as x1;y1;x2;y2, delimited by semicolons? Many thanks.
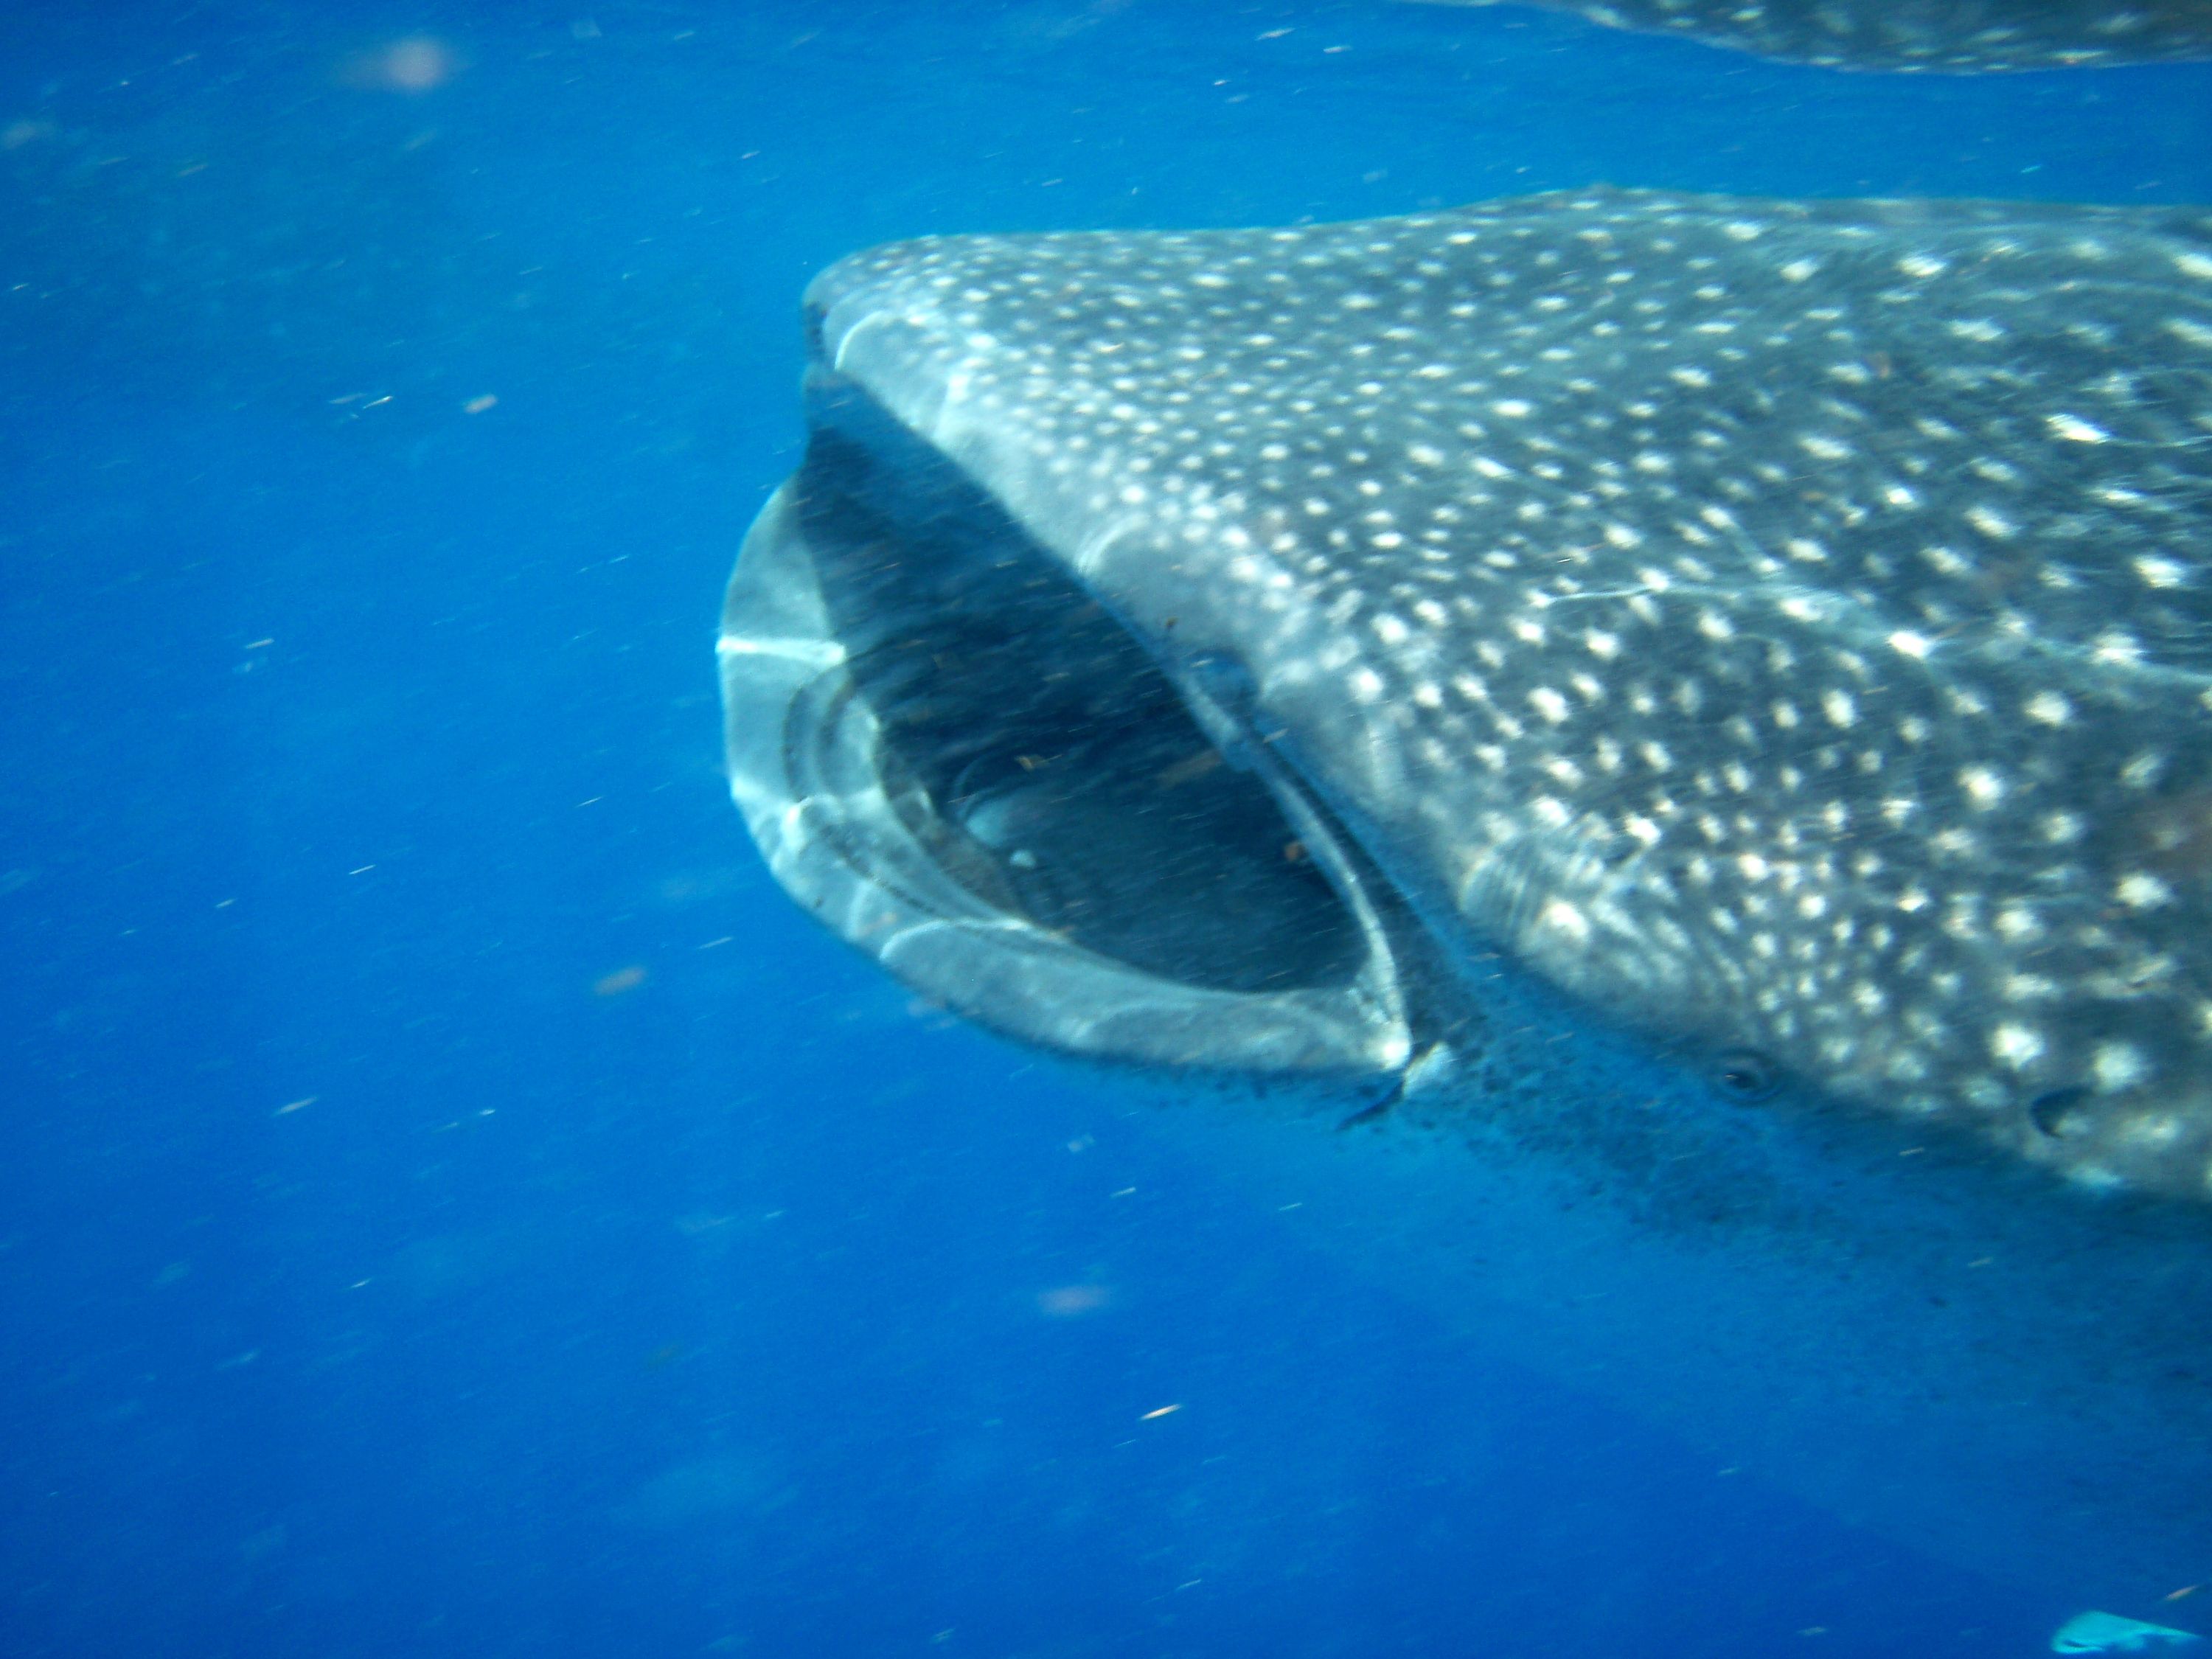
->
1407;0;2212;73
720;189;2212;1604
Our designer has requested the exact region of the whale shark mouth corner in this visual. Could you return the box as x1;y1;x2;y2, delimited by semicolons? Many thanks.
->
717;378;1419;1080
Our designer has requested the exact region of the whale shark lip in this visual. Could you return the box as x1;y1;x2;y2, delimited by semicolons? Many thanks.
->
717;376;1416;1078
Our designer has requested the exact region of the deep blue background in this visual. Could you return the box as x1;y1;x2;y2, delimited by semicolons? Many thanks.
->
4;3;2208;1655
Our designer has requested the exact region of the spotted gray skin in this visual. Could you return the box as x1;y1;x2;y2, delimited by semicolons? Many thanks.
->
1411;0;2212;72
782;189;2212;1200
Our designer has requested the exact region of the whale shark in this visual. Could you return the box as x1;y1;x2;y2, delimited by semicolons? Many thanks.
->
1405;0;2212;73
719;189;2212;1603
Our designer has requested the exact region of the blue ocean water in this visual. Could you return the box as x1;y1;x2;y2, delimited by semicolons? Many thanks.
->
3;4;2208;1655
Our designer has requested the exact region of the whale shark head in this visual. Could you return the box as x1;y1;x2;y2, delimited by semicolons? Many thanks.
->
720;187;2212;1200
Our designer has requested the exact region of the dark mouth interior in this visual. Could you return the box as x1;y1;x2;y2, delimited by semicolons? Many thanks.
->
787;397;1366;998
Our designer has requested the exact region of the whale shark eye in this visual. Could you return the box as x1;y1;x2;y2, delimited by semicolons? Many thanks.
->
1711;1048;1781;1102
2028;1085;2094;1138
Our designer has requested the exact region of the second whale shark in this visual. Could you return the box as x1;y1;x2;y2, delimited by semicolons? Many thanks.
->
1407;0;2212;73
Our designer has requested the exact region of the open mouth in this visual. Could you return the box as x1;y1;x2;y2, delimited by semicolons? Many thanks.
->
718;371;1414;1077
